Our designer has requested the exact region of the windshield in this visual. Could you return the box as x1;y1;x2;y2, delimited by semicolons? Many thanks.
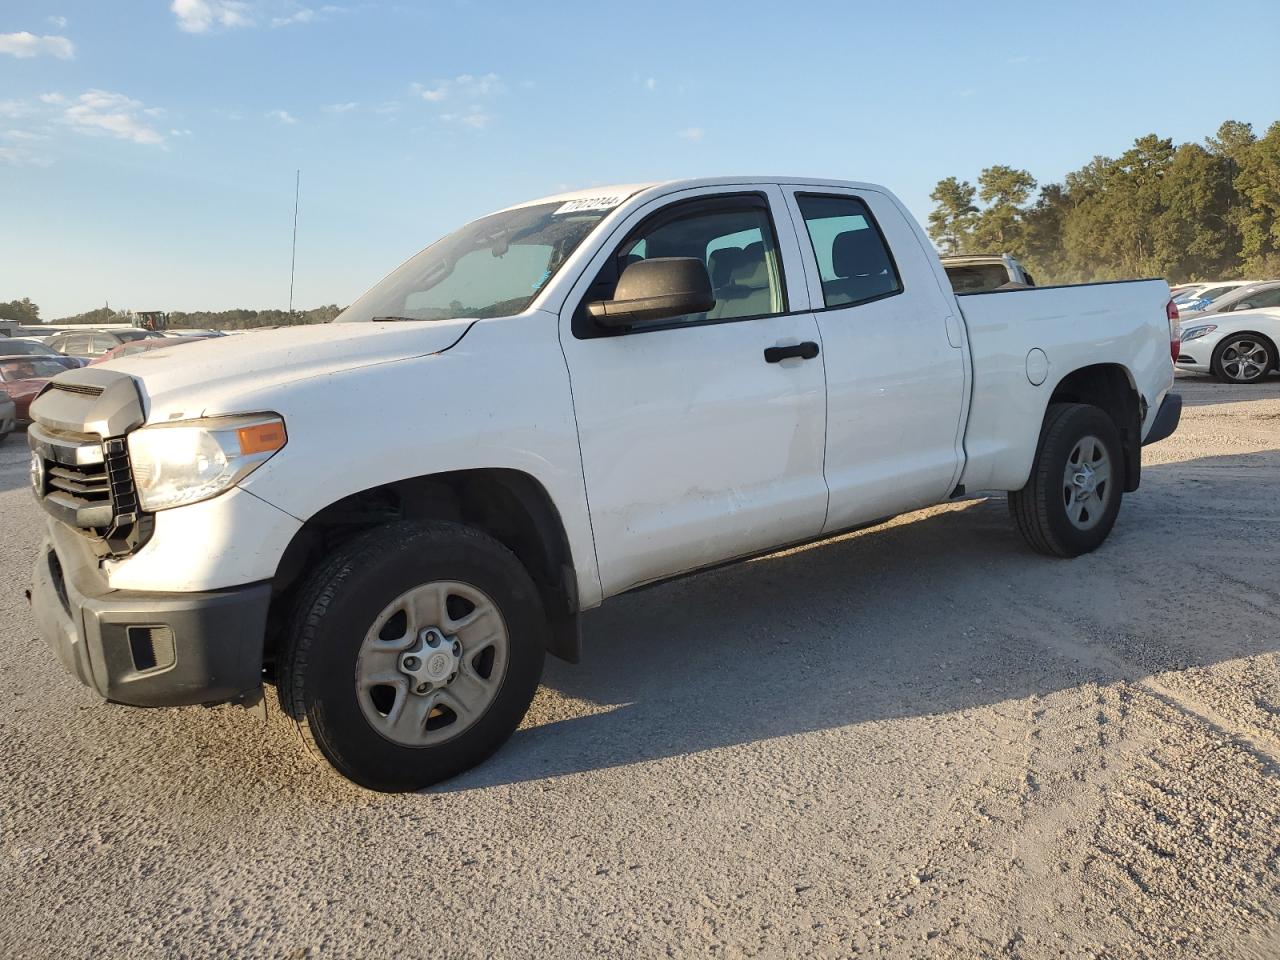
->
338;201;614;323
0;357;74;381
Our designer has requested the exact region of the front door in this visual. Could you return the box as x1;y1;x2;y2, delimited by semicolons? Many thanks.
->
560;186;829;597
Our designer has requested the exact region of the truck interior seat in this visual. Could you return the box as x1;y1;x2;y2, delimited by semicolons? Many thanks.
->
710;242;773;318
827;229;897;305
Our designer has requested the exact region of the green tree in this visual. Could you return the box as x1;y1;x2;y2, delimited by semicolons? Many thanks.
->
927;176;978;255
0;298;41;323
1021;184;1072;282
1234;121;1280;275
1153;143;1236;280
971;165;1037;255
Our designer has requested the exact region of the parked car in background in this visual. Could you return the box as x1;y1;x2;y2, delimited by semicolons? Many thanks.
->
0;355;80;423
0;337;88;364
46;328;163;360
0;387;15;442
90;336;212;364
1177;280;1280;321
940;253;1036;292
1177;308;1280;384
1173;280;1252;311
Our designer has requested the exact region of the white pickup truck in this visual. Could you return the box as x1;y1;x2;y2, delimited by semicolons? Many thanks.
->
27;177;1182;791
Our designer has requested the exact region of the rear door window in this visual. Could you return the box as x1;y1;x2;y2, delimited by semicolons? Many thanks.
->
795;194;902;308
60;334;92;356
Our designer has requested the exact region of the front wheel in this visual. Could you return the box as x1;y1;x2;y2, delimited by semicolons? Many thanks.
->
280;521;547;792
1211;332;1275;384
1009;402;1124;558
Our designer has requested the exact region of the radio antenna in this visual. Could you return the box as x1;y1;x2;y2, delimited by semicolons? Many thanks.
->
288;169;300;314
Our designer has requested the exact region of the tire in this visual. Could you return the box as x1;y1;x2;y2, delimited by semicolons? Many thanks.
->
1211;332;1275;384
1008;402;1124;558
280;520;546;792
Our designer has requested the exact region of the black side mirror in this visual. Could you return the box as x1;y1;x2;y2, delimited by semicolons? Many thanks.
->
587;257;715;327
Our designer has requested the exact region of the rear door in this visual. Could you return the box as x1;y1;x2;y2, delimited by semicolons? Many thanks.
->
560;185;829;597
781;186;967;531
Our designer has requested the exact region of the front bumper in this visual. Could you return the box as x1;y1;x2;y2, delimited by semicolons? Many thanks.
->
31;524;272;707
1142;392;1182;447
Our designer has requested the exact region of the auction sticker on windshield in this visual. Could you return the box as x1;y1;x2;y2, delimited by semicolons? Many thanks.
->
554;195;629;215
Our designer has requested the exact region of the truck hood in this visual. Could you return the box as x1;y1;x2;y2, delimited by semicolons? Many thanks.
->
97;320;475;422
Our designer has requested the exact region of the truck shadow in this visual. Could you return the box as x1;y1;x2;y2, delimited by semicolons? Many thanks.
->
441;450;1280;792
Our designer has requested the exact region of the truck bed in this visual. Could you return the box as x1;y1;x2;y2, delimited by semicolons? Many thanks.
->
953;279;1174;492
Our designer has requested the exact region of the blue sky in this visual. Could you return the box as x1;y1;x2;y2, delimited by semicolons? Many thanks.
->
3;0;1279;318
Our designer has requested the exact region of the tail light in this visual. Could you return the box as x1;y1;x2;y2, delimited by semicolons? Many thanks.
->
1166;299;1179;363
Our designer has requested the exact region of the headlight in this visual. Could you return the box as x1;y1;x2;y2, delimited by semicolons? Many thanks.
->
127;413;287;511
1180;324;1217;342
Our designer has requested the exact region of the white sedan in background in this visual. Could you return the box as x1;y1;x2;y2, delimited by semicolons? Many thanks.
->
1177;309;1280;384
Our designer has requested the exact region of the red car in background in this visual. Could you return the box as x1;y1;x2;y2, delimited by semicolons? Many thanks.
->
0;355;81;424
89;335;212;364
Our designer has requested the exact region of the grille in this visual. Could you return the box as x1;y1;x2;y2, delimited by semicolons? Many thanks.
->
30;424;144;554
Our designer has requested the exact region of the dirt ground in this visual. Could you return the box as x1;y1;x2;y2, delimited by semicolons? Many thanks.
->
1;373;1277;959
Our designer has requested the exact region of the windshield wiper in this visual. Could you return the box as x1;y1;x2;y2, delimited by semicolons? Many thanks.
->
370;316;426;322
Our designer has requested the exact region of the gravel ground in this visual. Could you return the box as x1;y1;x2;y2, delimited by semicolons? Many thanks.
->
1;374;1278;959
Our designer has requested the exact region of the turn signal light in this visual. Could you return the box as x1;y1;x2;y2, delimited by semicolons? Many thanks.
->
237;421;287;455
1166;299;1180;363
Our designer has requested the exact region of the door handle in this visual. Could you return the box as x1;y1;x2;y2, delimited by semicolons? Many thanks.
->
764;341;820;363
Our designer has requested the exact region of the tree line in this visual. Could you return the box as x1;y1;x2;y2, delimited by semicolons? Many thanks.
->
928;120;1280;284
11;304;345;329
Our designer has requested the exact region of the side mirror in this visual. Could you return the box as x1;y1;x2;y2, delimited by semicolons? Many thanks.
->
587;257;715;327
1232;302;1252;311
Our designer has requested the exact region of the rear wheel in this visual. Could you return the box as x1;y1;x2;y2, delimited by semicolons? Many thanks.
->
1211;332;1275;384
280;521;546;792
1009;402;1124;558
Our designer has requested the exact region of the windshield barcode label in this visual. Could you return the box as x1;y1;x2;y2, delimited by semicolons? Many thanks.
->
553;195;628;215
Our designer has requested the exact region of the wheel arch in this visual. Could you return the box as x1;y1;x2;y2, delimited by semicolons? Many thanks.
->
265;468;582;671
1045;362;1143;493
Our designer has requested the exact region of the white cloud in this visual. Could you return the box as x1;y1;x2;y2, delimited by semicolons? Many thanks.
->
267;108;298;124
441;108;491;130
171;0;253;33
414;83;448;102
413;73;504;104
63;90;166;145
645;77;656;91
677;126;704;142
0;144;53;167
324;101;358;113
0;99;35;118
3;129;48;141
1007;55;1031;64
48;15;68;28
0;32;75;59
39;92;67;105
272;7;315;26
